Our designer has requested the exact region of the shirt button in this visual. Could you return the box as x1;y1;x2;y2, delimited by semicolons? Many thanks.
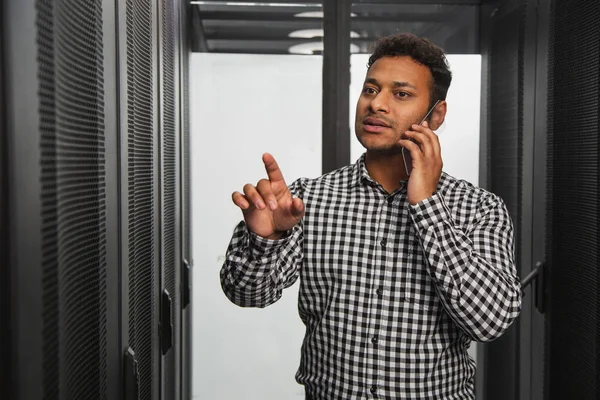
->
370;385;377;394
380;239;387;247
386;196;394;204
376;288;383;296
371;336;378;344
415;214;424;222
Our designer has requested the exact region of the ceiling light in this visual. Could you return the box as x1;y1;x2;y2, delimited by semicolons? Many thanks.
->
288;42;360;55
191;1;321;6
294;11;357;18
288;29;360;39
294;11;323;18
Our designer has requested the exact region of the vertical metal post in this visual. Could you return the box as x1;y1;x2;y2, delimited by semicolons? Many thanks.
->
322;0;351;173
102;0;121;398
116;0;132;390
0;0;11;396
5;0;44;398
531;1;551;398
519;0;544;398
178;1;192;399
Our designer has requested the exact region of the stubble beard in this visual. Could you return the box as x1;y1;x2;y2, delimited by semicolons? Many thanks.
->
356;124;405;156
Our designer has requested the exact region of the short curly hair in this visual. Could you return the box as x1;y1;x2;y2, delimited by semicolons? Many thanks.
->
368;33;452;107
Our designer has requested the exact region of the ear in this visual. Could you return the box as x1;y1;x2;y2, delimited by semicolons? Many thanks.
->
428;100;447;130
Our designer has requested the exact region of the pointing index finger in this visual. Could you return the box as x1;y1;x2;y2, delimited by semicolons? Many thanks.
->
262;153;286;184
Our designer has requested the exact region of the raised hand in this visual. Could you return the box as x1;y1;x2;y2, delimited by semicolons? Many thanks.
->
231;153;305;239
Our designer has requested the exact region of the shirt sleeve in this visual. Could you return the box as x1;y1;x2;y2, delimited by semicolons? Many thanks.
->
219;179;305;308
409;192;522;342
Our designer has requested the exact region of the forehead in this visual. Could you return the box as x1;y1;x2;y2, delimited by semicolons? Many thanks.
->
366;56;432;91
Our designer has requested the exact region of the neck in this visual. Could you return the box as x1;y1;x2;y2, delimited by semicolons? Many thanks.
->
364;150;408;193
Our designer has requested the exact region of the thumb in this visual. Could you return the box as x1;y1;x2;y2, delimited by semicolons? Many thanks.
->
290;197;305;219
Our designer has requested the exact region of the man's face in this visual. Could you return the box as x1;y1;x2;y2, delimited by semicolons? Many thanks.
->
355;56;433;155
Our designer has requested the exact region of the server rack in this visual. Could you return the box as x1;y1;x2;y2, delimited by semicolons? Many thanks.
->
3;0;191;398
479;0;599;399
545;0;600;398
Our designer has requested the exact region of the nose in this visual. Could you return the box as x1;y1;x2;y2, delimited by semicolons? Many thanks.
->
369;91;389;113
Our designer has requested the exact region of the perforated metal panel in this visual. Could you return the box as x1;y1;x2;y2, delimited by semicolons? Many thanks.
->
126;0;158;398
37;0;108;398
546;0;599;398
182;15;191;265
161;0;179;396
36;1;60;398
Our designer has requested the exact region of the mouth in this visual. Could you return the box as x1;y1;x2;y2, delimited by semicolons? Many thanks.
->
363;117;391;133
363;117;390;127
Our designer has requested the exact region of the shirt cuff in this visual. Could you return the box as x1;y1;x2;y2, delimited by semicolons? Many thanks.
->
247;226;294;258
408;192;452;230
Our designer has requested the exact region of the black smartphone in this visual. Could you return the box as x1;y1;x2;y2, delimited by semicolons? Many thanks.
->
402;100;441;176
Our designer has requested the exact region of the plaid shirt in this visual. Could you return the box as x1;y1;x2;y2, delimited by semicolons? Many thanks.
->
221;154;522;399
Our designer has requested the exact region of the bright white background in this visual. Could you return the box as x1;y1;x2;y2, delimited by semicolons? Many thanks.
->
190;53;322;400
191;53;481;400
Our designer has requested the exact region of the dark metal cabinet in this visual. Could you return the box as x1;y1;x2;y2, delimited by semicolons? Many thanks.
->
2;0;191;399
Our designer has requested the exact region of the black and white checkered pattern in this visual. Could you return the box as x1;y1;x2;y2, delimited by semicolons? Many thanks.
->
221;154;522;399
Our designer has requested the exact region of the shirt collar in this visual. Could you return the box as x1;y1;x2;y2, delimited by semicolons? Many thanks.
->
350;152;449;194
349;153;371;187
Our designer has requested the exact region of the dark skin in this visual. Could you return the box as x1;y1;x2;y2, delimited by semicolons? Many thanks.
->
355;55;447;202
232;55;447;239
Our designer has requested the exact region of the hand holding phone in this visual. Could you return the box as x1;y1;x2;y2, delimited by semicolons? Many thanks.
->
402;100;440;176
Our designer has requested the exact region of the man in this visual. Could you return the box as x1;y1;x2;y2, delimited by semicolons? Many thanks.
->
221;33;521;399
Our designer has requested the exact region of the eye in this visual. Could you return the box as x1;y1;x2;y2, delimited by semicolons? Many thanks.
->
362;87;377;95
395;91;410;98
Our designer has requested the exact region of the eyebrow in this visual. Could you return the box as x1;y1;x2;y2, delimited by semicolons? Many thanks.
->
364;78;417;90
